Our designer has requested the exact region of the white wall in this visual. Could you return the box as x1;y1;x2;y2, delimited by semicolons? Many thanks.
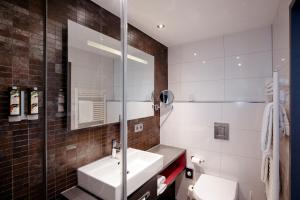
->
168;27;272;102
161;27;273;200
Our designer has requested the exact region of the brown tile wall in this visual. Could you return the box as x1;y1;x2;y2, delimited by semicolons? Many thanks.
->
0;0;45;199
0;0;167;199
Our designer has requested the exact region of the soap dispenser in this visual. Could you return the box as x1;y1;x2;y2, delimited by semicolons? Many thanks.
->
28;87;39;115
9;86;21;116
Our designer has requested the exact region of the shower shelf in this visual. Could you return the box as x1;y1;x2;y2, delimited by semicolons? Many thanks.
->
173;100;265;103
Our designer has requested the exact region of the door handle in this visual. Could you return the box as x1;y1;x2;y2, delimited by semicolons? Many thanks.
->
137;191;150;200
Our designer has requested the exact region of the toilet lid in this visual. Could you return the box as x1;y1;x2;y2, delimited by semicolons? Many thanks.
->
193;174;238;200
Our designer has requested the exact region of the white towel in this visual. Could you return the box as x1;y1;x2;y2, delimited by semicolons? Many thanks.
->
157;183;167;195
260;103;290;200
263;154;274;200
157;175;166;186
261;103;273;153
279;105;290;136
261;152;272;183
261;103;290;153
78;100;94;123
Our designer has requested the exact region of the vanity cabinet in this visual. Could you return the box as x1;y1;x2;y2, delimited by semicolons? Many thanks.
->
128;176;157;200
157;182;175;200
128;145;186;200
61;145;186;200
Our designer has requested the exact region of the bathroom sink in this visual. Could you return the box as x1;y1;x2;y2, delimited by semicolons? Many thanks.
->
77;148;164;200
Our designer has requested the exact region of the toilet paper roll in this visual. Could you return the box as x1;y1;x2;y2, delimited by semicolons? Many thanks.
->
187;185;194;199
191;156;205;165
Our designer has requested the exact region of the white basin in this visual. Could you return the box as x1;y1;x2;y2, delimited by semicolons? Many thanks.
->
77;148;164;200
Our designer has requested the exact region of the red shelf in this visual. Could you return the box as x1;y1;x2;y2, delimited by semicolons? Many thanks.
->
160;153;186;185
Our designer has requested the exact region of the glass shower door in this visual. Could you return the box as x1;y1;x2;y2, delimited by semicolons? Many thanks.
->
46;0;128;199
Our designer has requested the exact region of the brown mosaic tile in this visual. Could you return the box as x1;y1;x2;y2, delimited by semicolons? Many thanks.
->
0;0;45;199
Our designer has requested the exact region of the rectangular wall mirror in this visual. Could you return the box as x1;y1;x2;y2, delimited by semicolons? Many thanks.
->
68;20;154;130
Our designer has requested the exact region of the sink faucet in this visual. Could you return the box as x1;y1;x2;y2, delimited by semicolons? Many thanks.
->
112;139;120;159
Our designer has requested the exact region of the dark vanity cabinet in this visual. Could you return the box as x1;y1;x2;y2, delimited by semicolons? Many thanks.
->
129;145;186;200
128;177;176;200
128;176;158;200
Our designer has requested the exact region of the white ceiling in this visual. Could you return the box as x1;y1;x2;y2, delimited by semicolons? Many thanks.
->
91;0;280;47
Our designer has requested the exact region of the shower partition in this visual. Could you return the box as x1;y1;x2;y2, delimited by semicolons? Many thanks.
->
45;0;128;199
120;0;128;199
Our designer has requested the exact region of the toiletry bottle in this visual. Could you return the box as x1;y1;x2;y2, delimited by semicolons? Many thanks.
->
29;87;39;115
9;86;21;116
58;89;64;113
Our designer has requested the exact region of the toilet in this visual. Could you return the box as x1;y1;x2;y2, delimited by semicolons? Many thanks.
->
193;174;238;200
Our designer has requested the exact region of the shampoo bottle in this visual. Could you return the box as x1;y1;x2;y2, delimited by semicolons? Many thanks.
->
29;87;39;115
9;86;21;116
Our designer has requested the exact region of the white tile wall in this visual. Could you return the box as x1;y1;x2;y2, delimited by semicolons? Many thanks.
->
168;27;272;103
180;81;225;101
224;27;272;56
168;37;224;65
162;27;273;200
225;52;272;79
225;78;267;101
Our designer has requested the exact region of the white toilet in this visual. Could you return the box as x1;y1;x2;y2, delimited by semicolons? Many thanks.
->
193;174;238;200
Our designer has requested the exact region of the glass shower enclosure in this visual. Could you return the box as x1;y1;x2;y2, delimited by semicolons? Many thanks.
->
46;0;128;199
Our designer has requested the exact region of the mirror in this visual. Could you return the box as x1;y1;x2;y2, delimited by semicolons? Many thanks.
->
160;90;174;105
68;20;154;130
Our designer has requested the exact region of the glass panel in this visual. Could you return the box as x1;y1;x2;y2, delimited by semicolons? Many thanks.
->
126;1;277;200
47;0;125;199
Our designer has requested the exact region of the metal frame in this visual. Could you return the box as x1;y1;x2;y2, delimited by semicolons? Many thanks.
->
120;0;128;199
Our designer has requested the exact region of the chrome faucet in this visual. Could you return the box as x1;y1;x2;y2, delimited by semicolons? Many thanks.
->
112;139;120;158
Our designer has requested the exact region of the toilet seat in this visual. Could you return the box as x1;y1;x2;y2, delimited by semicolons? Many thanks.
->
193;174;238;200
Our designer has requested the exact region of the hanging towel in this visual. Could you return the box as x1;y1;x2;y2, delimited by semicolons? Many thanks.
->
261;103;273;153
260;103;290;200
78;100;94;123
261;152;272;183
260;103;275;200
264;155;274;200
261;103;290;153
279;105;290;136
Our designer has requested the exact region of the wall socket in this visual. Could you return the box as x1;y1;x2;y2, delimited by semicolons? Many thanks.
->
134;123;144;133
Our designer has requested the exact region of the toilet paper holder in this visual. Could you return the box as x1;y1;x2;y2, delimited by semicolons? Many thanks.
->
191;156;205;164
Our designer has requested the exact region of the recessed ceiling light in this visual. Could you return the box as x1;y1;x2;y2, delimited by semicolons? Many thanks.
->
236;56;240;60
193;53;197;56
157;24;165;29
238;63;242;67
281;58;286;62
